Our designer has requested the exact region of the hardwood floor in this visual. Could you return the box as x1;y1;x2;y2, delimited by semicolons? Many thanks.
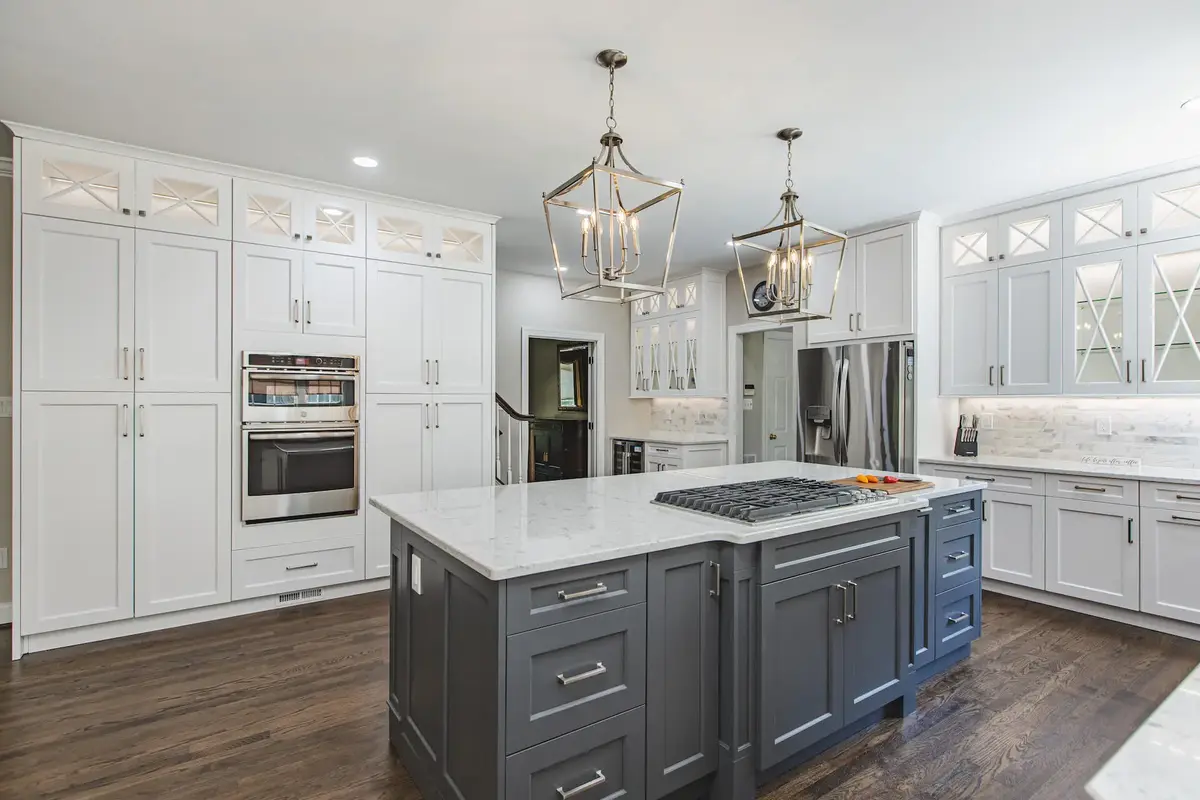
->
0;592;1196;799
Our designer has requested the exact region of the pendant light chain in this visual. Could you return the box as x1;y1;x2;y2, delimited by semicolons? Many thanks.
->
785;139;794;191
606;65;618;132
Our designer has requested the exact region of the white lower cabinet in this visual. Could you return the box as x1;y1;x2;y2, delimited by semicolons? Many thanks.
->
982;490;1045;589
232;537;365;601
21;392;134;634
134;395;232;616
430;396;491;490
1045;498;1139;610
1140;508;1200;624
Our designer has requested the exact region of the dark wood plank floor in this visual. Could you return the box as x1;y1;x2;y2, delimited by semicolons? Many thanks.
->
0;592;1196;799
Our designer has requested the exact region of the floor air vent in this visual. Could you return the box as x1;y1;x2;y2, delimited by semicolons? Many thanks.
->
277;588;324;606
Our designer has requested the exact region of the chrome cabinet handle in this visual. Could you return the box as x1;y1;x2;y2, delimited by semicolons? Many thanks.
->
848;314;854;332
306;300;312;324
1175;494;1200;502
947;551;969;561
123;347;130;380
1171;515;1200;526
1128;518;1134;544
293;299;300;324
983;499;988;521
138;347;146;380
285;562;318;571
947;611;970;625
424;359;430;385
846;580;858;620
556;662;606;686
434;402;439;428
834;584;846;625
424;403;429;430
989;365;995;386
138;404;145;437
1142;359;1148;383
856;312;863;331
1073;485;1107;493
558;582;608;601
434;359;439;385
709;560;720;598
946;503;972;515
122;404;129;437
999;364;1006;386
557;770;605;800
1126;359;1132;383
964;475;996;482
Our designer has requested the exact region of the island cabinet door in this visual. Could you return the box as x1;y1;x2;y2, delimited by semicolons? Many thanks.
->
908;512;936;672
646;544;720;799
758;566;844;770
840;548;909;725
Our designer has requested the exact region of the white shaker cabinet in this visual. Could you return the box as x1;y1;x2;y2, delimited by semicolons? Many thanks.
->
21;140;136;226
233;179;306;248
997;260;1062;394
982;490;1045;590
1140;508;1200;625
431;270;492;394
1045;498;1139;610
855;224;914;339
133;394;232;616
364;397;431;579
940;270;998;395
234;243;304;334
430;396;491;490
21;393;134;634
135;161;232;240
134;231;232;392
302;252;367;337
995;202;1062;267
1062;185;1138;256
1061;248;1139;395
1138;168;1200;244
1136;236;1200;394
807;238;858;345
22;216;135;392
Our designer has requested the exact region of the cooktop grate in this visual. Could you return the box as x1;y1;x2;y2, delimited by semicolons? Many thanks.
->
652;477;888;524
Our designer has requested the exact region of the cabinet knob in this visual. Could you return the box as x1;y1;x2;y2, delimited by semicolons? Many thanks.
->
435;253;442;259
988;256;995;262
998;254;1005;260
1141;228;1148;235
305;234;313;242
138;209;147;217
122;208;131;215
1125;230;1133;237
426;251;433;258
293;233;301;241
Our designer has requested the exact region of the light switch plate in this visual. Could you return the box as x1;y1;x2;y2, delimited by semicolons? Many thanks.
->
411;554;422;595
980;413;994;430
0;397;12;418
0;547;8;570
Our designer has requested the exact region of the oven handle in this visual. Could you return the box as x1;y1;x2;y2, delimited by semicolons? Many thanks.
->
246;371;358;381
248;430;357;441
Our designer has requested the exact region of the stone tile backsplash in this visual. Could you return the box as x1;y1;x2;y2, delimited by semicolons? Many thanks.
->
959;397;1200;468
650;398;729;433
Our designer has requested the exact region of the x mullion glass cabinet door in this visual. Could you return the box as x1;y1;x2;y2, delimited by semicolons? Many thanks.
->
1062;248;1139;395
1137;236;1200;394
1063;186;1138;257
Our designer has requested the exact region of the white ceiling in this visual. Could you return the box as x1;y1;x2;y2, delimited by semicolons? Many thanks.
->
3;0;1200;277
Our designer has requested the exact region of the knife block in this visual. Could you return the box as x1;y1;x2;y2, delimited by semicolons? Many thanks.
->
953;425;978;457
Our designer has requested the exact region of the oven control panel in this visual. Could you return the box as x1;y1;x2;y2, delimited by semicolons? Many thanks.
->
245;353;358;370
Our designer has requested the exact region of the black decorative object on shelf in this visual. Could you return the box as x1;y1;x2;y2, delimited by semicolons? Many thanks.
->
751;280;776;311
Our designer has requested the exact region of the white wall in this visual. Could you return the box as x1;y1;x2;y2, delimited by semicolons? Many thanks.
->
495;271;650;433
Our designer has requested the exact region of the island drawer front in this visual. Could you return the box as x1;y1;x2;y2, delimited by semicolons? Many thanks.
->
928;466;1045;496
506;605;647;754
507;556;647;634
933;581;982;659
930;492;983;529
505;706;646;800
1139;482;1200;512
1048;474;1139;506
935;520;982;594
645;443;681;459
760;516;909;584
232;537;364;601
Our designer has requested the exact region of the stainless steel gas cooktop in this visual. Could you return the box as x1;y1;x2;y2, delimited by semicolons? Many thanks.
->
652;477;889;524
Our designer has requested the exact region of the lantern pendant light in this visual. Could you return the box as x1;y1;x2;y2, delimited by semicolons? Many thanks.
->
543;49;684;304
732;128;849;321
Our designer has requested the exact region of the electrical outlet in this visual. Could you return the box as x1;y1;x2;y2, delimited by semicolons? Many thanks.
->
980;413;994;430
0;397;12;418
0;547;8;570
411;554;422;595
1096;416;1112;436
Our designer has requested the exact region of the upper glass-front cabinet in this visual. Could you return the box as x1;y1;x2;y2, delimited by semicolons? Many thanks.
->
940;218;999;274
1138;236;1200;394
233;179;305;247
22;140;136;227
1138;168;1200;245
365;206;492;272
305;194;365;257
996;202;1062;267
1062;249;1138;395
436;219;491;272
135;162;232;239
1063;186;1138;257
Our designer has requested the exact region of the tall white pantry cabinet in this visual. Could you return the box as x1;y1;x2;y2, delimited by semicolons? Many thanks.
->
8;125;497;656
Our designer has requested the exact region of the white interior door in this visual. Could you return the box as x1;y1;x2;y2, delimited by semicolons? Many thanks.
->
856;224;913;339
135;161;232;239
366;260;434;393
807;238;857;344
1137;236;1200;394
430;396;490;490
941;218;999;274
22;139;136;226
22;215;135;391
302;252;367;337
1045;499;1139;610
1063;185;1138;256
982;491;1045;589
364;397;431;579
432;270;492;393
1141;508;1200;625
135;231;232;392
21;392;134;633
232;179;305;248
305;193;366;257
1062;249;1139;395
1138;168;1200;244
997;202;1062;267
940;271;998;395
234;242;303;334
761;331;794;461
998;260;1062;394
134;394;232;616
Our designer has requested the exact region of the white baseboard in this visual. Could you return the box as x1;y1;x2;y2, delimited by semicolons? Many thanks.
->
984;579;1200;642
0;602;11;626
19;578;388;658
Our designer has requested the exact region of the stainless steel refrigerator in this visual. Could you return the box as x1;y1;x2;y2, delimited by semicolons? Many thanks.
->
796;340;915;473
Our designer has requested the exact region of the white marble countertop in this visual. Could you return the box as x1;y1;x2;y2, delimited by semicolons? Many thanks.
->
610;431;730;446
371;462;984;580
1087;661;1200;800
920;454;1200;486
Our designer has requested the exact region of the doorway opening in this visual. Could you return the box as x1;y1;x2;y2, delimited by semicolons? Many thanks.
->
730;325;796;464
523;330;604;481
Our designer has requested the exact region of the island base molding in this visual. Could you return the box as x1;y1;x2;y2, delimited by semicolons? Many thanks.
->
982;580;1200;643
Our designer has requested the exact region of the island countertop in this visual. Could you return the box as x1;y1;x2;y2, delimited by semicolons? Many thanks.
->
371;461;984;580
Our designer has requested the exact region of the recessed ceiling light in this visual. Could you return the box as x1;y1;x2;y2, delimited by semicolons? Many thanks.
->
1183;96;1200;112
353;156;379;168
323;208;344;217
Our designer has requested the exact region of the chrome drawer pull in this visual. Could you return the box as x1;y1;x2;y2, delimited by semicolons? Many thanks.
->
1175;494;1200;502
286;562;318;571
556;662;606;686
946;551;969;561
558;582;608;601
1171;515;1200;526
1073;485;1107;493
947;611;970;625
946;503;972;515
557;770;606;799
964;475;996;482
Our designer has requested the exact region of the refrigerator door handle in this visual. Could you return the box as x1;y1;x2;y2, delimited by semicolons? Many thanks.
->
838;355;851;465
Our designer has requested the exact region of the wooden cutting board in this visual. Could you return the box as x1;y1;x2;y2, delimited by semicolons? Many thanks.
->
830;477;935;495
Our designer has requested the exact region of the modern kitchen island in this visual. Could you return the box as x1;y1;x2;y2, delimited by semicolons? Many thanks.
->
372;462;985;800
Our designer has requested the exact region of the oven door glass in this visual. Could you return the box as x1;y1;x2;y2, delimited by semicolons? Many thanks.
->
243;427;358;523
244;372;358;422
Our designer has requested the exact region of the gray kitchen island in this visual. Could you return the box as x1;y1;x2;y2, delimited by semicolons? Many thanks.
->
372;462;984;800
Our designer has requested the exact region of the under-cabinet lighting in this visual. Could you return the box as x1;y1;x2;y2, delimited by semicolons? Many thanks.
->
353;156;379;168
323;208;344;217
